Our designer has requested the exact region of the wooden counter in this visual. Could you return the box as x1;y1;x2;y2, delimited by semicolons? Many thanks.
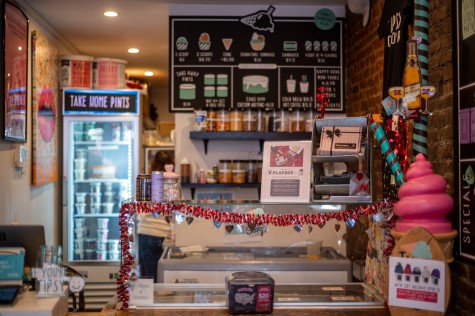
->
69;307;391;316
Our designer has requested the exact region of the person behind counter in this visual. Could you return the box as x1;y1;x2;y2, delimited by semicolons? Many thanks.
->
137;152;173;282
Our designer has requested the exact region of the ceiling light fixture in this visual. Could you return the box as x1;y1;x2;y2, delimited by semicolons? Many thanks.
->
144;71;154;77
104;11;119;17
128;48;140;54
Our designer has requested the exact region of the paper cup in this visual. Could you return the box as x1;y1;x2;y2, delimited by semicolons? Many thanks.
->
74;158;87;169
96;250;108;260
74;249;84;260
85;249;96;260
74;238;85;250
102;202;114;214
75;203;87;215
96;240;108;251
90;183;101;194
74;218;86;228
103;192;114;203
75;192;88;204
97;229;109;241
97;218;109;229
84;238;96;249
107;239;120;251
108;250;120;260
74;169;86;180
90;203;101;214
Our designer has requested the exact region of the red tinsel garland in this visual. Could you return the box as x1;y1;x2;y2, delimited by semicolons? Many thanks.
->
316;86;329;119
115;200;395;309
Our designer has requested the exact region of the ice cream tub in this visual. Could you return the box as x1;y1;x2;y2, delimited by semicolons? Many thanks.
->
93;57;127;89
60;55;94;89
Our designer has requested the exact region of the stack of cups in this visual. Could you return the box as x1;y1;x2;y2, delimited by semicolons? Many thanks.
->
97;217;109;257
96;218;109;260
102;182;114;214
90;183;101;214
75;192;88;215
84;238;96;259
74;218;86;260
107;239;120;260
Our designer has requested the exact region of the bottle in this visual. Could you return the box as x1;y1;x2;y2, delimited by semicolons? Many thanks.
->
402;39;422;120
163;164;182;201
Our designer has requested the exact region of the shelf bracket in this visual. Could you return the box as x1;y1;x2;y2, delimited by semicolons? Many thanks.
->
202;139;209;155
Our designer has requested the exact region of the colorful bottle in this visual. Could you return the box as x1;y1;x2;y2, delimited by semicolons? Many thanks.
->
402;39;422;120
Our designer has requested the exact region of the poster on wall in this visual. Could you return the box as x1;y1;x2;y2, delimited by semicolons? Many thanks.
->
456;0;475;261
31;31;59;186
2;2;29;142
169;6;344;112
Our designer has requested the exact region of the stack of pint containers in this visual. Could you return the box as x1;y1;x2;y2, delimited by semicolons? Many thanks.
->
96;218;109;260
60;55;128;90
93;58;127;90
60;55;94;89
73;218;86;260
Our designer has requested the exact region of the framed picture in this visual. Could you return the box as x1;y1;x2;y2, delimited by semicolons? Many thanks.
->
1;1;29;142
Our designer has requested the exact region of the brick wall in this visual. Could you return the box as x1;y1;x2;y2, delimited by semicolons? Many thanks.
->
345;0;475;314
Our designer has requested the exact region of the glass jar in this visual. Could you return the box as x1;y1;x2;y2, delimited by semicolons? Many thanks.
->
194;108;207;131
305;108;316;132
275;109;289;132
267;109;277;132
257;160;263;183
218;160;232;184
242;109;257;132
291;109;305;132
256;109;267;132
163;164;182;201
207;109;217;132
230;108;243;132
216;109;230;132
232;160;247;184
246;159;258;183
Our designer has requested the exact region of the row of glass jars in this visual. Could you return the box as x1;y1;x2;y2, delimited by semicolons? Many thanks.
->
195;108;317;133
218;159;262;184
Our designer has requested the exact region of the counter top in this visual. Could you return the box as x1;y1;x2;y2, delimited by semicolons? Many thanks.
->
69;307;390;316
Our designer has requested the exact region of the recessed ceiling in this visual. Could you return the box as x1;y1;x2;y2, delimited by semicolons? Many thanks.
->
16;0;347;88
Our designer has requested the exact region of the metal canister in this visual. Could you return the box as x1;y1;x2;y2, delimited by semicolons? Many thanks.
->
151;171;164;202
136;174;151;201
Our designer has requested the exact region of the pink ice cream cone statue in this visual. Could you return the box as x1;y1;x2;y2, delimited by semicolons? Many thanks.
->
394;153;453;234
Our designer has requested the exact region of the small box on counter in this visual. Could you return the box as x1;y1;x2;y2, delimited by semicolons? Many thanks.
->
226;271;274;314
319;126;362;156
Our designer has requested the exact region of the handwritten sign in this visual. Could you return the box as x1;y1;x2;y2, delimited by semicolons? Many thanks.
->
128;278;154;306
33;263;65;296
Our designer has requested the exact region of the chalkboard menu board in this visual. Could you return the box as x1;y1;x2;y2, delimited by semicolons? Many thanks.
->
455;0;475;261
169;8;344;112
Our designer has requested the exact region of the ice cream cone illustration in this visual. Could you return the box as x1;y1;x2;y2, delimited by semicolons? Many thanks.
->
240;6;275;33
222;38;233;51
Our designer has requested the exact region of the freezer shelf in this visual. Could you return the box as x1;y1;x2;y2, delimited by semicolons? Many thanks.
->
146;283;385;308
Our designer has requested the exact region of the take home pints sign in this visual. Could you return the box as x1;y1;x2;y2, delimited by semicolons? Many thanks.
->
63;89;139;115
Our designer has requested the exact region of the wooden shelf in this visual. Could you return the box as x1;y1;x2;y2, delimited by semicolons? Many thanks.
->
189;131;312;154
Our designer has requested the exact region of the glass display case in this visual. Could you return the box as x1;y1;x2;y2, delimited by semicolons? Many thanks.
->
131;200;351;285
149;283;385;308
